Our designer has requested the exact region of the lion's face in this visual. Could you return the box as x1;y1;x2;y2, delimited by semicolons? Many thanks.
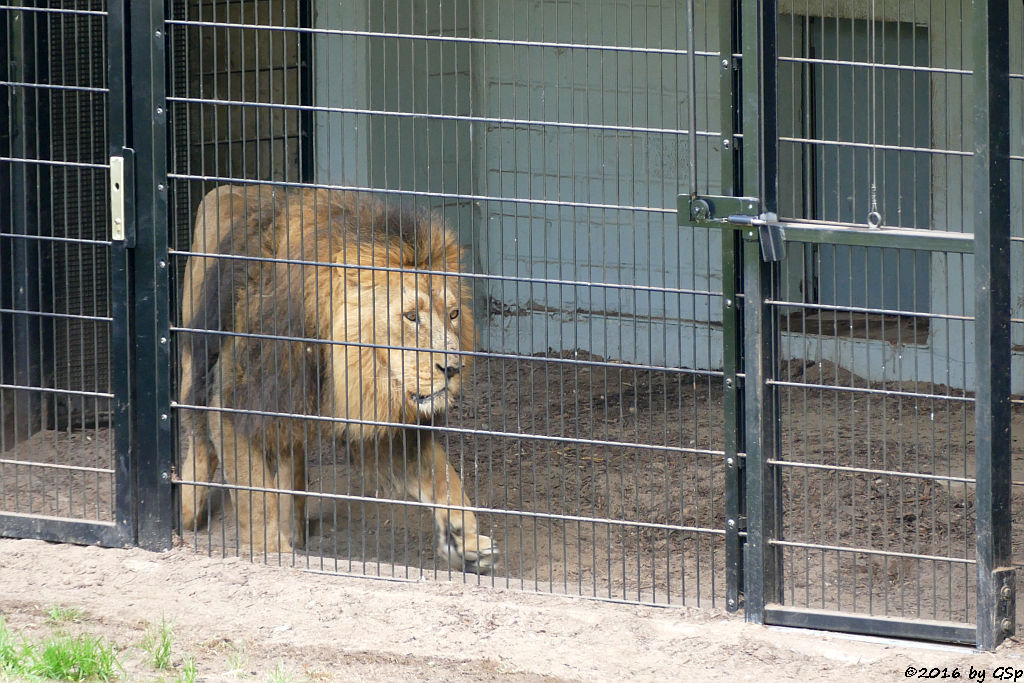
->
328;269;474;429
384;275;470;419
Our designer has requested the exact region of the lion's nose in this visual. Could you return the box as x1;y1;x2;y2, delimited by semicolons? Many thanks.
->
437;363;460;379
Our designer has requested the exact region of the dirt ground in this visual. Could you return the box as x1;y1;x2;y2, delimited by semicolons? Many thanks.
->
5;537;1024;682
5;354;1024;664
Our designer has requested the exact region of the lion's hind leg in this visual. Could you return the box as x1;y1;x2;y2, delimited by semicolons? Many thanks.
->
207;385;297;554
177;336;219;531
391;430;500;574
178;422;218;531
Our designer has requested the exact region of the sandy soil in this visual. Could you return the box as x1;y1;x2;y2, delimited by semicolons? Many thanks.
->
5;355;1024;668
3;537;1024;682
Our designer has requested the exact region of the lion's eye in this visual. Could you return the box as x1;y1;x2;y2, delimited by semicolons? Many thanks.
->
404;311;421;323
449;309;460;321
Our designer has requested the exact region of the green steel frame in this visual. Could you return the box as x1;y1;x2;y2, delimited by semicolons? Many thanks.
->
682;0;1015;650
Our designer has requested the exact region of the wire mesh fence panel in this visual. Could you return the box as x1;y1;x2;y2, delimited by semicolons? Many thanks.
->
772;245;977;624
0;2;120;532
167;0;728;607
764;1;1020;634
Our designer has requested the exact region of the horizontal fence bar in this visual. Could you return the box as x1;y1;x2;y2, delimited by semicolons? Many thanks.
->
171;325;724;378
765;606;975;646
767;459;975;485
0;232;112;247
777;55;972;76
770;539;974;565
778;136;971;159
770;299;973;323
0;384;113;400
0;80;108;94
166;175;677;215
770;222;976;252
0;4;106;16
0;308;112;324
0;458;114;476
166;96;714;138
173;402;724;457
164;18;719;57
172;477;725;537
169;249;721;298
767;379;972;403
0;156;110;170
0;514;124;548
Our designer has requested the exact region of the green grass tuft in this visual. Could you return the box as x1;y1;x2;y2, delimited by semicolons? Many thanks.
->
176;656;198;683
29;633;122;681
267;661;294;683
140;617;174;671
46;605;85;625
1;618;122;681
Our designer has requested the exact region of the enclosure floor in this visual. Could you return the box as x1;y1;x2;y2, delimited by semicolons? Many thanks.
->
7;357;1024;630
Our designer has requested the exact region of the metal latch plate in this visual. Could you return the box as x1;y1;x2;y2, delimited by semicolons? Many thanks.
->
110;155;126;242
678;195;760;228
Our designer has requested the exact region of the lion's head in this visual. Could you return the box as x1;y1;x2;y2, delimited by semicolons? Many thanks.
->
214;190;475;443
300;199;476;438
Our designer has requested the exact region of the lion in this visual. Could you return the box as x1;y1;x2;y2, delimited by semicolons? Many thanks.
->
176;184;499;573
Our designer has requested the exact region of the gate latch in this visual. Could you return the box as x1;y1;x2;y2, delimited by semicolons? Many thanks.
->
109;149;135;247
678;194;786;262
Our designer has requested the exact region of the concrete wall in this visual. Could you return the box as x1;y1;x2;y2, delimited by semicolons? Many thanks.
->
313;0;1024;389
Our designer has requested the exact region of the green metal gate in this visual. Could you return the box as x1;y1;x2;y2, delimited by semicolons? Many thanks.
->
0;1;173;551
682;0;1015;649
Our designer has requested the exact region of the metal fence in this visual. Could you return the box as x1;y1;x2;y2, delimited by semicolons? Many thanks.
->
0;0;1019;650
165;0;726;607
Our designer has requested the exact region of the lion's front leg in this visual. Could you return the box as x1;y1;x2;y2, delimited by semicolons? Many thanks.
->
391;430;500;574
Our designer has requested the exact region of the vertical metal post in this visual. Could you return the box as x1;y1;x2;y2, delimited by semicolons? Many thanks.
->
740;0;783;623
130;2;173;550
720;0;745;613
299;0;315;183
972;0;1014;652
107;0;135;545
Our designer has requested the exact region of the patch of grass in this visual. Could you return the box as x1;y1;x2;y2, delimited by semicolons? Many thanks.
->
176;656;197;683
0;619;25;671
140;617;174;671
46;605;85;625
267;661;294;683
30;633;122;681
226;649;250;678
0;617;122;681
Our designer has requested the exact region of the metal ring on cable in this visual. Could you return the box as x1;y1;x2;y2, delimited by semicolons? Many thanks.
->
867;211;882;229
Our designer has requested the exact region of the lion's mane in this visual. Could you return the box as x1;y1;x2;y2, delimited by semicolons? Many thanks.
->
183;186;474;446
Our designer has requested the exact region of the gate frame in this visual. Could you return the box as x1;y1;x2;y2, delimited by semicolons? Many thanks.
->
124;0;174;551
684;0;1015;650
0;2;135;548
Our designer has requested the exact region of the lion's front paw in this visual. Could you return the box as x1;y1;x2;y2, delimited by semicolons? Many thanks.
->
439;527;500;574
